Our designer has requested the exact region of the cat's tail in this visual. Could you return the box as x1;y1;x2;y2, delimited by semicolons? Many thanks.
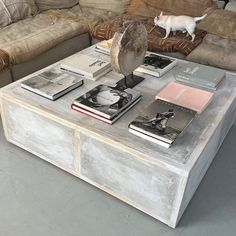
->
194;14;207;22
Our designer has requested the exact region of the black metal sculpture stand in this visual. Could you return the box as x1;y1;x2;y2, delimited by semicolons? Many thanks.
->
116;72;144;90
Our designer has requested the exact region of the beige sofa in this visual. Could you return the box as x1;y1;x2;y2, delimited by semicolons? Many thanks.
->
1;0;236;88
0;0;121;87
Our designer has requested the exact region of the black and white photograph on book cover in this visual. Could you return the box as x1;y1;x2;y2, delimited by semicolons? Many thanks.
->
143;54;173;69
140;109;175;134
129;99;196;144
21;67;83;100
74;84;141;119
136;52;177;77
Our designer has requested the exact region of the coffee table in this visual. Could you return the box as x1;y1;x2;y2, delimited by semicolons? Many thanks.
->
0;45;236;228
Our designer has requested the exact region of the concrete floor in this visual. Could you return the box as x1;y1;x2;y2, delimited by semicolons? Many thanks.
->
0;120;236;236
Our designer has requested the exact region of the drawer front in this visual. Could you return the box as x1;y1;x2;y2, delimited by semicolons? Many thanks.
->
79;132;181;223
2;100;76;171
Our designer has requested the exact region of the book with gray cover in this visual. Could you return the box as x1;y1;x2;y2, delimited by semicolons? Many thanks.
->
21;67;83;100
175;62;225;90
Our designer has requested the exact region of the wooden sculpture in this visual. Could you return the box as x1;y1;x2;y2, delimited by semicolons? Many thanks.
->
110;22;148;88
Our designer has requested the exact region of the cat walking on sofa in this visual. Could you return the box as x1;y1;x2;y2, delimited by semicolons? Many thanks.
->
153;12;207;42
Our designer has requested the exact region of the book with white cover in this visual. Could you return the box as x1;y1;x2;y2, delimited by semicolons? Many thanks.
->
73;84;142;119
95;39;113;55
136;52;177;77
21;67;83;100
60;54;111;81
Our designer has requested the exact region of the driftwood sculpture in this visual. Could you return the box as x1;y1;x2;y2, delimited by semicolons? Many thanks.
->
110;22;148;88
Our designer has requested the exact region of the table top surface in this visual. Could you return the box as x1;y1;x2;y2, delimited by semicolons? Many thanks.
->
1;45;236;172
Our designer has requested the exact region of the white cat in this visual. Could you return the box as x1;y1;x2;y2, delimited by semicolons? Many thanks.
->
154;12;207;41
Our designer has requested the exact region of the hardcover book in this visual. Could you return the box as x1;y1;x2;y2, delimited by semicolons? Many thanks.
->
60;54;111;81
21;67;83;100
73;84;142;121
95;39;113;55
155;82;214;114
72;96;141;124
136;52;177;77
129;99;196;148
175;62;225;90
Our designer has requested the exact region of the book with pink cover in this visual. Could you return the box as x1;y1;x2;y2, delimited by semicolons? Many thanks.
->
155;82;214;114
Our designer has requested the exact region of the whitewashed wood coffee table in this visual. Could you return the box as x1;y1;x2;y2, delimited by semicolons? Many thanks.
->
0;45;236;228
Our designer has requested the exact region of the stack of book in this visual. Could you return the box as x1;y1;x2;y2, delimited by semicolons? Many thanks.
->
21;67;83;100
128;82;214;148
72;84;142;124
60;54;112;81
136;52;177;77
95;39;113;55
175;62;225;90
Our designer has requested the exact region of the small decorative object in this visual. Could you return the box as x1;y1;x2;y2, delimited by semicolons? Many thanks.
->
150;12;207;42
110;21;148;89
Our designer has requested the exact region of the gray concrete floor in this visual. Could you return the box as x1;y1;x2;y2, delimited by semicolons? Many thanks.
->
0;119;236;236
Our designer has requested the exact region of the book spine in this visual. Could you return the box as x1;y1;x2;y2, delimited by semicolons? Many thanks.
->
95;47;110;56
176;77;216;90
72;100;112;119
129;123;173;144
136;67;161;77
176;75;215;88
61;64;93;78
71;104;112;124
128;128;170;148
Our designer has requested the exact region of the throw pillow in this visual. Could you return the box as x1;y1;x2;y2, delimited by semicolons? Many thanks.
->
91;14;206;55
35;0;79;11
127;0;216;17
187;34;236;70
79;0;130;14
0;0;38;28
197;9;236;40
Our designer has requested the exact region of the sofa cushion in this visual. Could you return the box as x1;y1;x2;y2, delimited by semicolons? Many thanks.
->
127;0;216;17
187;34;236;71
0;0;38;28
0;49;10;71
79;0;130;14
91;14;206;55
0;5;117;65
43;5;117;30
35;0;79;11
0;12;87;64
197;9;236;40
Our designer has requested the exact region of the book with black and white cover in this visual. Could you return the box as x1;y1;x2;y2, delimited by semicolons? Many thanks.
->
136;52;177;77
71;96;141;124
21;67;83;100
60;54;112;81
129;99;196;148
175;62;225;90
73;84;142;120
